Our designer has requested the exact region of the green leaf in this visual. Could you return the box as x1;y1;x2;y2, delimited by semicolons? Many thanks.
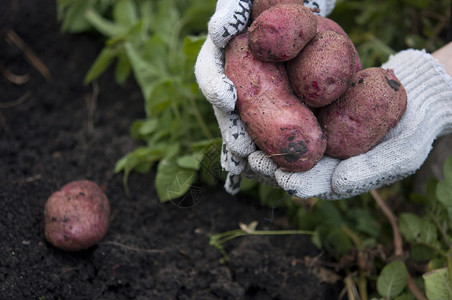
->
323;229;353;259
113;0;138;28
428;258;447;271
145;79;174;116
155;158;197;202
400;213;441;257
311;228;323;249
183;35;206;65
437;156;452;217
399;213;422;243
114;145;163;174
180;0;216;34
149;0;180;38
347;208;380;237
423;268;452;300
377;261;409;298
443;155;452;181
124;42;160;102
394;293;416;300
84;47;117;84
177;151;204;170
410;244;438;261
59;1;91;33
114;49;131;85
296;200;344;231
198;141;223;185
437;181;452;208
85;9;124;37
132;118;160;139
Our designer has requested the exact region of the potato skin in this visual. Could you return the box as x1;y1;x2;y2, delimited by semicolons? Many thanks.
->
251;0;304;20
318;68;407;159
44;180;110;251
315;15;362;73
225;33;326;172
248;4;317;62
287;30;356;107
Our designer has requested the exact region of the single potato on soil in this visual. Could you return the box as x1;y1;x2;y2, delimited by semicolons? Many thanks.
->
44;180;110;251
318;67;407;159
225;33;326;172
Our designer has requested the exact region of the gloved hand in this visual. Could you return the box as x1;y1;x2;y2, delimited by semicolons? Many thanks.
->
275;49;452;199
195;0;452;200
195;0;336;193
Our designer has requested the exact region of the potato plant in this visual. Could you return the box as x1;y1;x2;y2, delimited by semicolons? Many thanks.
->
57;0;222;202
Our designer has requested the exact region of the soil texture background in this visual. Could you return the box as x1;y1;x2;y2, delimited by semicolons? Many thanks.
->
0;1;343;299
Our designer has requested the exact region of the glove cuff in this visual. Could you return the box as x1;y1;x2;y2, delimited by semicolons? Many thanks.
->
383;49;452;136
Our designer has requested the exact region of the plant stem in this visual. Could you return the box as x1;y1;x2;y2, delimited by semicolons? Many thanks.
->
341;224;362;247
341;224;368;300
187;94;213;140
448;248;452;292
370;189;403;257
407;276;428;300
210;224;314;262
359;270;368;300
371;190;429;300
246;229;315;236
211;228;314;245
429;211;451;248
344;273;357;300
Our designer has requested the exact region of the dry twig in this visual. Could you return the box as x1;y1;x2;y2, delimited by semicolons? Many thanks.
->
370;189;428;300
85;81;99;131
0;62;30;85
370;189;403;257
0;91;30;109
5;30;51;80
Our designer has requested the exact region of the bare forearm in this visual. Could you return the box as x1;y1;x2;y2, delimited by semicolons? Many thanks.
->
432;42;452;77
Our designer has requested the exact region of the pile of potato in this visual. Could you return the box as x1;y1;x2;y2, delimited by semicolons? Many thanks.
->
225;0;407;172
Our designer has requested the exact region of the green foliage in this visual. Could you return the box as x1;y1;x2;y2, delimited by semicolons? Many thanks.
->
58;0;219;201
423;268;452;300
377;261;409;298
282;155;452;299
330;0;450;68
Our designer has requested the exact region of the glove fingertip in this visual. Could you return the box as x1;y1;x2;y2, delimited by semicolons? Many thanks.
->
224;173;241;195
207;0;252;49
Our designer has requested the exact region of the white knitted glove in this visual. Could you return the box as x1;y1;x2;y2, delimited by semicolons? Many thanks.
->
275;50;452;199
195;0;336;194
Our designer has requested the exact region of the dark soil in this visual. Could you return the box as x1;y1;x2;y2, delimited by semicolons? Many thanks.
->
0;1;343;299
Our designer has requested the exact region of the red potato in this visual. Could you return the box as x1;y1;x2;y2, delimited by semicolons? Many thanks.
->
318;67;407;159
248;4;317;62
44;180;110;251
315;15;362;73
225;33;326;172
251;0;304;20
287;30;356;107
